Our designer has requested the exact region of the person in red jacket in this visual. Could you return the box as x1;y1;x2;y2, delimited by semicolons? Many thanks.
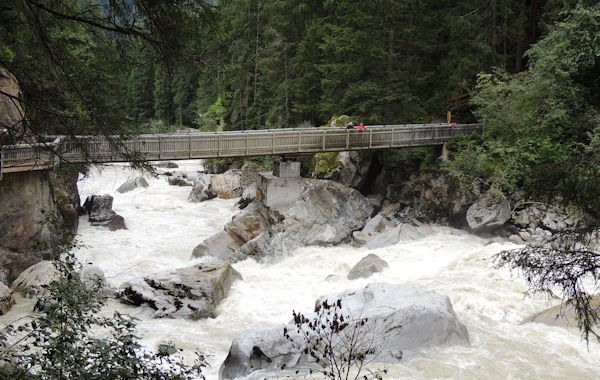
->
357;123;366;130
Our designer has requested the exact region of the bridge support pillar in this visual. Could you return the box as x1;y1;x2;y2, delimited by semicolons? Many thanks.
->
257;160;302;208
273;160;300;178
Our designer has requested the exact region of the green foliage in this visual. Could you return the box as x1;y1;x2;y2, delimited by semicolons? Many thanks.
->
311;152;343;178
384;147;429;170
195;95;225;131
476;3;600;345
0;1;216;144
0;250;207;379
446;3;600;193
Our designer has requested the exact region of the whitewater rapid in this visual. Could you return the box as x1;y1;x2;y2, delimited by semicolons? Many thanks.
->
5;160;599;379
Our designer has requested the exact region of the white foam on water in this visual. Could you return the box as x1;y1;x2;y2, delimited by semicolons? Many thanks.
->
2;161;599;379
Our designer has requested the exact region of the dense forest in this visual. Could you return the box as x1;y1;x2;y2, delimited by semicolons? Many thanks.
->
122;0;599;131
2;0;596;137
1;1;600;376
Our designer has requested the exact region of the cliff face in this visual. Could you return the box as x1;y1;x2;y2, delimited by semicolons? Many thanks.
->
0;68;80;285
0;171;57;252
0;68;26;143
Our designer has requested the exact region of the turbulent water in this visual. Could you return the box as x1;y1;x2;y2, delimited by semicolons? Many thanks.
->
3;160;599;379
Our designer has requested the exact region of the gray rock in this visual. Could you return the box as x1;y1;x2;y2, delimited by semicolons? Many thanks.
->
466;192;511;233
220;283;469;379
119;261;242;320
362;214;396;235
0;282;15;315
363;224;428;250
188;170;243;202
194;180;372;262
83;194;127;230
241;183;257;201
522;297;600;328
79;265;107;291
191;201;271;261
168;176;192;187
347;254;389;280
156;161;179;168
116;176;149;193
318;151;372;190
188;176;214;203
10;261;59;298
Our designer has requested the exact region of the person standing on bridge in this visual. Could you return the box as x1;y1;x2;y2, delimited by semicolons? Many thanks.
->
346;121;355;129
357;123;365;130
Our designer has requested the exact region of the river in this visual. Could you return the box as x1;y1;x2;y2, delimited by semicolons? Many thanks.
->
5;161;600;379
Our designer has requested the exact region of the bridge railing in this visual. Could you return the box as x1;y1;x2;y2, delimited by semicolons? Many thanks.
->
1;124;482;175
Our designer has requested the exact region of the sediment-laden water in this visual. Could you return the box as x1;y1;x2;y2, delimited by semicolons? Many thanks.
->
3;161;599;379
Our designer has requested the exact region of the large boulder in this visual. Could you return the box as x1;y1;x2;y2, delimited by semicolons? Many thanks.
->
83;194;127;230
220;283;469;379
10;261;60;298
347;253;389;280
191;201;272;261
116;176;149;193
119;260;242;320
466;192;511;233
316;151;372;190
188;170;242;202
267;179;372;253
357;223;432;250
193;179;372;262
522;297;600;328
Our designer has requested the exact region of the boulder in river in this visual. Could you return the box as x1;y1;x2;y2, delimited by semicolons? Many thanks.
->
116;176;149;193
10;260;59;298
188;170;243;202
466;192;511;233
347;253;389;280
83;194;127;231
522;297;600;328
192;179;373;262
219;282;469;379
119;260;242;320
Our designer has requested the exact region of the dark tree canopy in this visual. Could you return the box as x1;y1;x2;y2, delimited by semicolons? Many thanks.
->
0;0;217;144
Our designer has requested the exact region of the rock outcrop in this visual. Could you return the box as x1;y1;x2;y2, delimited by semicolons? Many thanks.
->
119;260;242;319
192;179;373;262
0;172;58;252
466;192;511;233
0;282;15;315
220;282;469;379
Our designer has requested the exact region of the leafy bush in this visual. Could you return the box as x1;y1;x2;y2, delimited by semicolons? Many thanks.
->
0;250;207;379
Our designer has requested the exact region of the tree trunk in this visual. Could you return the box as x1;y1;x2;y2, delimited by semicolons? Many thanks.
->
515;0;527;72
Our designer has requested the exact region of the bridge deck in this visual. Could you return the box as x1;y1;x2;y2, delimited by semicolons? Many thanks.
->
1;124;481;175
